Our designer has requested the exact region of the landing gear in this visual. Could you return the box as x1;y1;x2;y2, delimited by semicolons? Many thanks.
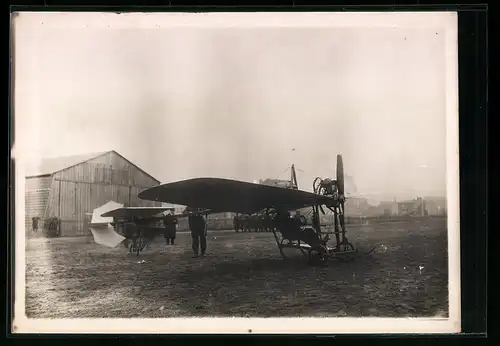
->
129;232;147;256
311;154;356;256
308;245;328;266
271;154;358;266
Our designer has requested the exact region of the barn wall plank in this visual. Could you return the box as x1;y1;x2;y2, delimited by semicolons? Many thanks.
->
25;176;53;191
49;152;161;236
24;176;53;231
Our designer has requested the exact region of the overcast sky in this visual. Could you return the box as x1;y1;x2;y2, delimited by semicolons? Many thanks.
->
15;13;453;200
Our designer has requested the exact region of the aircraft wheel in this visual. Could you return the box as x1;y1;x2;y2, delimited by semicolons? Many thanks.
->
335;242;356;262
278;246;288;259
343;241;355;252
298;243;308;258
308;245;328;267
278;239;289;259
129;243;135;254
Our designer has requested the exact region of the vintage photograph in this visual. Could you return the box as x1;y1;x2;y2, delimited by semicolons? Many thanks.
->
13;12;460;333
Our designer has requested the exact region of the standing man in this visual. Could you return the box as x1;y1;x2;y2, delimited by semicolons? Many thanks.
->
233;214;240;232
32;216;40;232
163;211;178;245
242;214;250;232
188;210;207;258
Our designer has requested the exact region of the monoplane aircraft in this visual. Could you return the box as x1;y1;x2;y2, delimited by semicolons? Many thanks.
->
89;154;368;265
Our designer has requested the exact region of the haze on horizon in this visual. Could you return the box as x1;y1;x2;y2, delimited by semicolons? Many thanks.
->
15;15;449;201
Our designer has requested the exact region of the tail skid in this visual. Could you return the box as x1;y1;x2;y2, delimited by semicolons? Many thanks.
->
88;201;126;248
89;223;125;248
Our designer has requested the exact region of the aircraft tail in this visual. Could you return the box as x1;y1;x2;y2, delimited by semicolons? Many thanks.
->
88;201;126;248
89;224;125;248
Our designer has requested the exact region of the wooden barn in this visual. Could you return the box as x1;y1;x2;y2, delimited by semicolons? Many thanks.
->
25;150;162;237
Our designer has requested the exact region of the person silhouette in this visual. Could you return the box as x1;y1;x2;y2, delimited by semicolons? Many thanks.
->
188;211;207;258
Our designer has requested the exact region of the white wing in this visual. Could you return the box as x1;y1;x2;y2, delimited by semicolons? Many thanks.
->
89;224;125;248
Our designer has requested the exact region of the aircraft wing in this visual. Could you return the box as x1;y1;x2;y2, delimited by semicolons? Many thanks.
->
138;178;335;215
101;207;174;218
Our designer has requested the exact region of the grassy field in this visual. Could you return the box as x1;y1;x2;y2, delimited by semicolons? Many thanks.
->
25;217;448;318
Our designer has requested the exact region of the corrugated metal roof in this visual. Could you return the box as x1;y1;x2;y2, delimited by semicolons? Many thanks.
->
25;151;109;177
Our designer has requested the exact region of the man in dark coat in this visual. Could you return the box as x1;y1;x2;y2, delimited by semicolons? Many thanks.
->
233;214;240;232
32;216;40;232
163;212;178;245
188;211;207;258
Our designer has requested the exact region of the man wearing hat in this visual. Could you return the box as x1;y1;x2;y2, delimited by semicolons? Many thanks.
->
32;215;40;232
163;210;178;245
188;208;207;258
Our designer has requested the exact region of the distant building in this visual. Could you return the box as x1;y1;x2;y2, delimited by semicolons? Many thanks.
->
379;201;399;216
422;196;447;215
209;212;234;219
363;200;398;217
25;150;162;236
397;197;427;216
345;197;371;217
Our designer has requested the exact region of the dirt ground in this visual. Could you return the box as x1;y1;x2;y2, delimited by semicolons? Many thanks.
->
25;217;449;318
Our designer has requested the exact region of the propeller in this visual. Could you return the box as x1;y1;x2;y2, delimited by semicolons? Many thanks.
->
336;154;345;197
329;164;357;198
